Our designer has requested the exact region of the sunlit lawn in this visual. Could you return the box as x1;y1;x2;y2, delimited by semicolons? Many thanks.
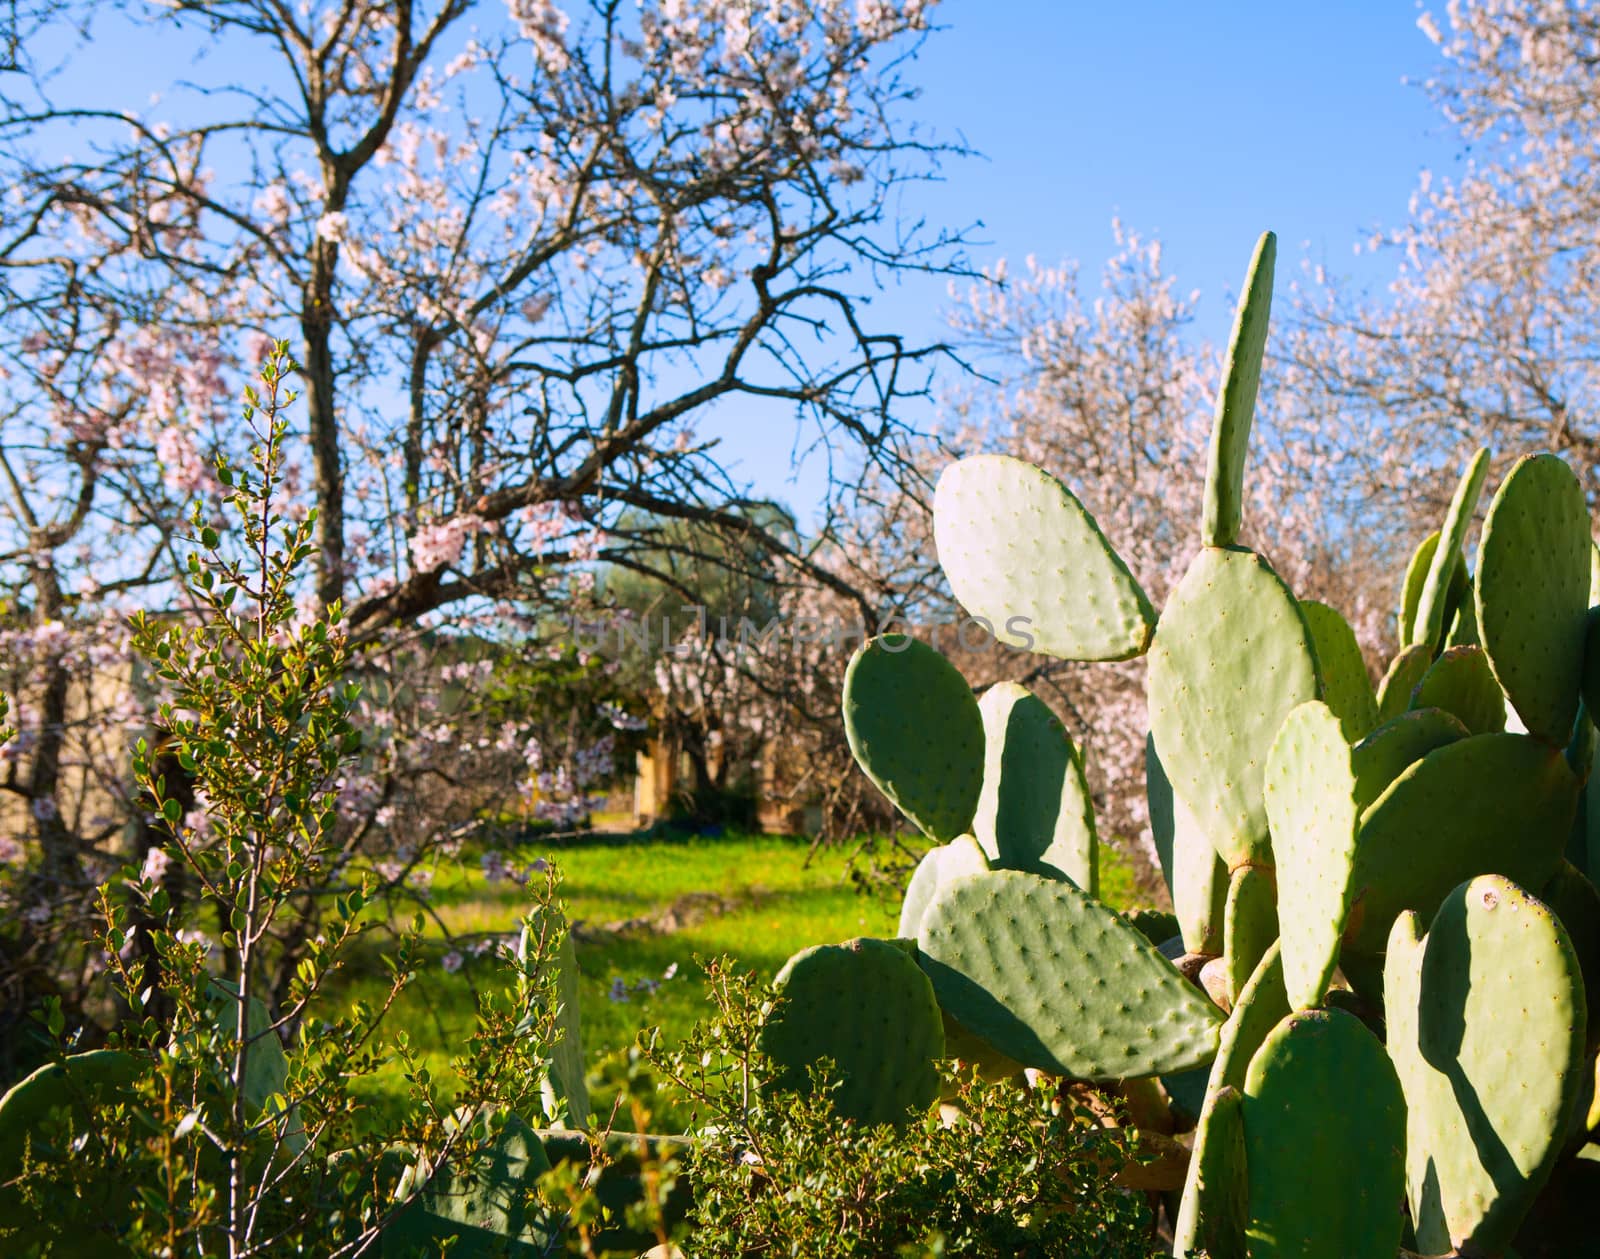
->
333;833;1143;1129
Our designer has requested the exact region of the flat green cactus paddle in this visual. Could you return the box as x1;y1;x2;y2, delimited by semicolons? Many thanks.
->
1146;734;1227;955
842;635;983;840
1375;644;1432;724
1414;448;1490;653
1476;452;1592;744
759;937;944;1125
1583;606;1600;722
1188;1086;1249;1259
1147;546;1320;869
1385;876;1587;1255
1298;600;1377;741
897;835;988;938
917;868;1222;1079
972;681;1096;892
1223;865;1276;1007
518;913;589;1129
1398;531;1455;648
1241;1008;1406;1259
1408;644;1505;735
1172;943;1290;1258
933;454;1156;661
1344;732;1581;961
1202;230;1276;548
1265;701;1360;1010
1350;707;1468;811
1539;860;1600;1056
385;1112;558;1258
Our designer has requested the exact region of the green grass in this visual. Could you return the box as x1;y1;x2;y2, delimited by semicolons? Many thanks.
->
332;833;1143;1127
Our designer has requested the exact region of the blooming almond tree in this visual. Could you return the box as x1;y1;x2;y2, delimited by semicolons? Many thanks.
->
1280;0;1600;528
0;0;966;1040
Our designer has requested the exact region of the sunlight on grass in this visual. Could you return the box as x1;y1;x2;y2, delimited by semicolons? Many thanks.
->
335;833;1145;1128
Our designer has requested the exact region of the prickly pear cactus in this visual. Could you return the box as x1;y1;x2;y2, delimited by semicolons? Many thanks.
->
1386;876;1587;1255
758;937;944;1125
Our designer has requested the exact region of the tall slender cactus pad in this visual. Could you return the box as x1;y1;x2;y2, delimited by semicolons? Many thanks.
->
1476;452;1592;744
1398;531;1460;649
1223;865;1276;1007
1265;701;1360;1010
1385;877;1586;1255
917;868;1222;1079
759;938;944;1126
1350;707;1468;811
1172;944;1290;1258
1408;644;1506;735
1241;1008;1406;1259
1299;599;1377;741
1375;644;1433;724
897;835;988;938
1148;546;1320;868
1202;231;1276;547
1539;860;1600;1055
1146;734;1227;954
972;681;1097;892
518;915;589;1130
932;454;1155;661
842;635;983;840
1345;732;1580;959
1414;448;1490;653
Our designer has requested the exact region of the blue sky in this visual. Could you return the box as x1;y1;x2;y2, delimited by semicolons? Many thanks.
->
710;0;1464;517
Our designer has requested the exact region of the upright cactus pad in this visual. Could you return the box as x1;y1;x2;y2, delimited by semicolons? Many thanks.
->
518;913;589;1129
896;835;988;938
1398;530;1461;649
1146;734;1227;955
932;454;1155;661
1350;706;1468;811
1265;701;1360;1010
1414;447;1490;653
1345;732;1581;959
1173;943;1290;1258
1476;452;1592;744
1298;600;1377;742
1375;644;1433;724
1408;644;1506;735
1223;865;1276;1007
1538;860;1600;1055
972;681;1097;892
1385;877;1586;1255
916;868;1222;1079
1147;546;1320;869
842;635;983;840
1202;230;1276;548
758;937;944;1126
1241;1008;1406;1259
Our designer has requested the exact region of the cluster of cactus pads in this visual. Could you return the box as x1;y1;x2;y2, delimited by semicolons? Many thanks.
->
761;231;1600;1256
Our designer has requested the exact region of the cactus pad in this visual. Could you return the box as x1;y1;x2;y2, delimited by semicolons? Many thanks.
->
1345;732;1580;958
1476;452;1591;744
1350;707;1468;811
385;1111;557;1257
1241;1008;1406;1259
518;912;588;1129
1347;732;1580;957
842;635;983;840
1145;733;1227;955
932;454;1155;661
1375;643;1433;724
1584;606;1600;721
1298;599;1377;741
1385;877;1586;1255
972;681;1096;891
759;937;944;1125
1223;865;1277;1007
1539;860;1600;1056
1202;230;1276;548
897;835;988;938
1398;530;1458;649
1265;701;1359;1010
916;868;1222;1079
1172;943;1289;1258
1147;545;1320;868
1408;644;1505;735
1414;448;1490;652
